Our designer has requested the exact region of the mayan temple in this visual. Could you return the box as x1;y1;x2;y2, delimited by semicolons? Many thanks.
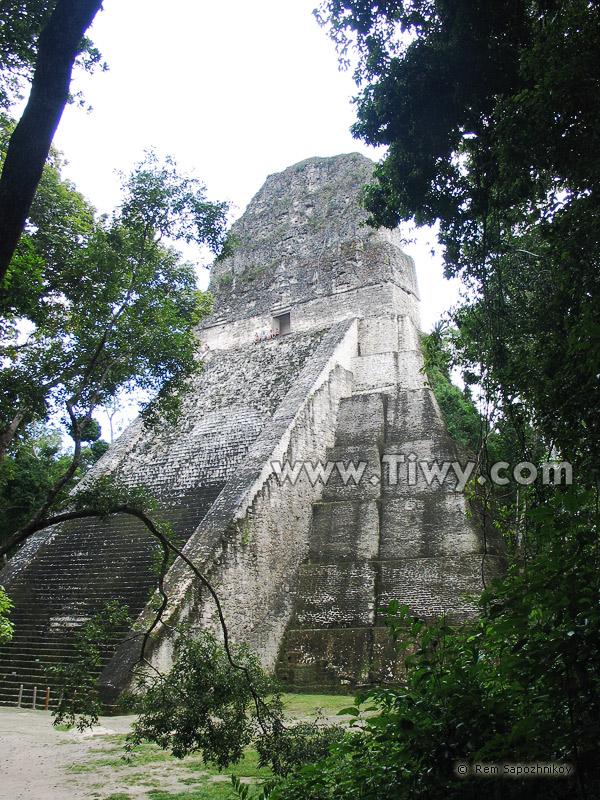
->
0;153;503;706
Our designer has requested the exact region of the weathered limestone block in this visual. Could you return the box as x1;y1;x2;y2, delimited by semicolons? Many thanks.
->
320;445;382;502
209;155;418;325
309;501;380;562
277;628;374;691
294;562;377;628
396;315;422;352
333;393;385;446
379;495;481;558
352;351;427;394
381;439;464;495
202;282;421;351
386;388;446;441
376;555;503;623
357;316;400;356
357;314;421;356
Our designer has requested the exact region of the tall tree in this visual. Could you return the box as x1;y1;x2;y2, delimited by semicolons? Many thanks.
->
263;6;600;797
0;0;104;280
317;0;600;471
0;146;228;553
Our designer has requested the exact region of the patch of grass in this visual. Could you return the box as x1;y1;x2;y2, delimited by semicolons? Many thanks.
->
87;746;125;757
121;773;163;787
125;743;175;766
228;748;269;780
104;733;129;744
241;263;268;282
101;794;132;800
67;762;108;774
281;692;356;718
66;742;174;773
139;748;271;799
68;741;268;798
66;753;130;773
67;694;351;800
182;747;270;785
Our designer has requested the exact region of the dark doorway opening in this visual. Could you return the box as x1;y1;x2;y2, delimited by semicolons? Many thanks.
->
273;312;291;336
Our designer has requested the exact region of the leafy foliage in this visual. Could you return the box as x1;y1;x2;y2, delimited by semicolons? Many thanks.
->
0;584;13;643
0;1;103;111
0;0;108;280
318;0;600;471
1;131;227;456
63;475;174;535
126;631;283;769
0;133;228;559
0;424;80;548
268;489;599;800
231;773;276;800
421;322;547;506
256;716;345;778
421;323;482;455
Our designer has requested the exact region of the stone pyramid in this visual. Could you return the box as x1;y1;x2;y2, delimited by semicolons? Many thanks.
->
0;154;503;706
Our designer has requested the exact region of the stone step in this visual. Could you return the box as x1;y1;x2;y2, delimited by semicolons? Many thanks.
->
0;683;60;708
0;660;113;682
0;646;111;666
0;675;114;709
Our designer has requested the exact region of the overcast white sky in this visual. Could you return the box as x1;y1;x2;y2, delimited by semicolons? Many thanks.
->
49;0;461;336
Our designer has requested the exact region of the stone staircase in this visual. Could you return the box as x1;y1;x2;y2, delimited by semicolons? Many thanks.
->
0;495;219;708
0;330;335;708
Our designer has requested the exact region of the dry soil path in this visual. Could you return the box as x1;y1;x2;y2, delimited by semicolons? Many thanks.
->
0;707;137;800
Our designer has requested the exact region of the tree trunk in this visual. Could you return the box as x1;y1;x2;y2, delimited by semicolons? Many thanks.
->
0;410;26;464
0;0;103;282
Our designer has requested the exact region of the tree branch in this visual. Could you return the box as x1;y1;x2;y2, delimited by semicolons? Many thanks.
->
0;409;26;463
0;0;103;281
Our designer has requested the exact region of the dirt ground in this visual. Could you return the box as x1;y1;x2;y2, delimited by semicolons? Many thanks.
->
0;695;354;800
0;707;140;800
